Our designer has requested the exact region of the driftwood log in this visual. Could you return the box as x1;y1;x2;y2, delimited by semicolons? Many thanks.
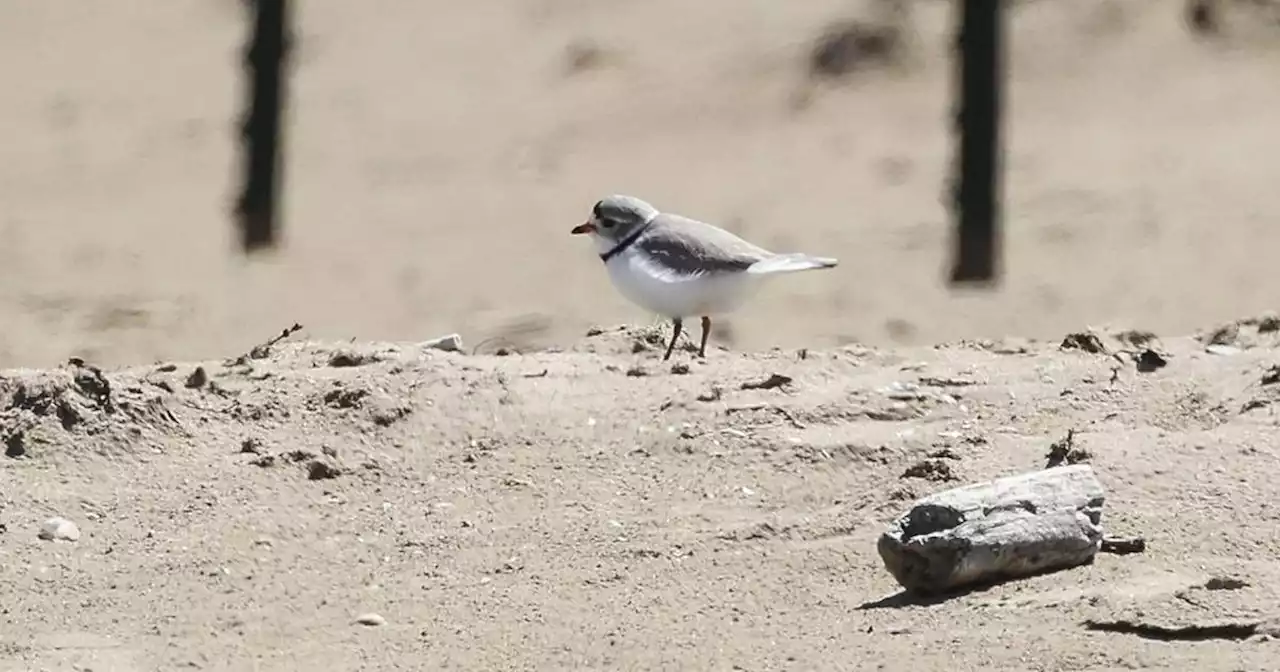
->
878;464;1106;595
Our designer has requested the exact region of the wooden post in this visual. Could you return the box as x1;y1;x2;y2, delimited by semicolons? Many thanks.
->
948;0;1004;285
235;0;291;253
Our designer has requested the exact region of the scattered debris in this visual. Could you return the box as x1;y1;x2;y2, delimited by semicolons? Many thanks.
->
69;358;112;410
240;438;265;454
38;517;81;542
1100;535;1146;555
250;454;276;468
1061;331;1107;354
900;459;957;483
328;349;383;368
368;397;412;427
306;460;342;481
670;363;690;375
963;338;1031;355
1262;365;1280;386
696;387;723;403
1045;429;1091;468
625;366;648;378
741;373;792;391
323;386;369;409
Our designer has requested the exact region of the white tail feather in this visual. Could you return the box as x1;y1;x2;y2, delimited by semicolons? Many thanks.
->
746;253;838;275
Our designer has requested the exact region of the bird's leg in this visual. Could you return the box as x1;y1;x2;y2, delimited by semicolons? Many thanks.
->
663;318;683;361
699;316;711;358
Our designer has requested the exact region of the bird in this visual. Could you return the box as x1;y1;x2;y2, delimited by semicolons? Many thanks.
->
571;194;838;361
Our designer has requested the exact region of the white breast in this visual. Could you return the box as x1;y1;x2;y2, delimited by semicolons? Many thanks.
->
603;244;758;319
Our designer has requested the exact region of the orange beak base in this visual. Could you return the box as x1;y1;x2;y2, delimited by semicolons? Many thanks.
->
571;222;596;235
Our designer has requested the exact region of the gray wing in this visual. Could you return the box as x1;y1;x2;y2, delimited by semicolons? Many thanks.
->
635;213;773;280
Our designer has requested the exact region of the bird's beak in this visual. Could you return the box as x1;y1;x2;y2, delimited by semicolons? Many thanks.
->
571;221;596;235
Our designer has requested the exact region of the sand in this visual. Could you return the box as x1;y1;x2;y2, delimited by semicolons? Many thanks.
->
4;325;1280;670
3;0;1280;670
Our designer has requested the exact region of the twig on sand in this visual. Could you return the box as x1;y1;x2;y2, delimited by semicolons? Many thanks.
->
740;373;793;391
230;323;303;365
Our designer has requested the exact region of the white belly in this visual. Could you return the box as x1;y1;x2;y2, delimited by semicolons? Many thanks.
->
604;246;757;319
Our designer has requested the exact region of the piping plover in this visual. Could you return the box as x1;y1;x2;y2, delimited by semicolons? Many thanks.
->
572;194;838;360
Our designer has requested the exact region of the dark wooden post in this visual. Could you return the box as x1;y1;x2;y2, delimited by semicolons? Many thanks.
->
948;0;1004;285
235;0;291;253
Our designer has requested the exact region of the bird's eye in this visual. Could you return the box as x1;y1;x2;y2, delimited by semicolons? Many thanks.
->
600;219;615;228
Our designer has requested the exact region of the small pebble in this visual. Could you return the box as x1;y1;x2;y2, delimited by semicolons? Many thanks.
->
355;613;386;627
38;517;80;542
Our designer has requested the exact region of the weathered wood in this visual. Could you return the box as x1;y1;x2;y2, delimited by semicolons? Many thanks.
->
878;464;1106;595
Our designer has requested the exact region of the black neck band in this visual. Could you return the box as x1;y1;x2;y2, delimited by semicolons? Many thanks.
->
599;222;652;263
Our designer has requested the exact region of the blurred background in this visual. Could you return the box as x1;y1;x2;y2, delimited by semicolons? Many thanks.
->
0;0;1277;367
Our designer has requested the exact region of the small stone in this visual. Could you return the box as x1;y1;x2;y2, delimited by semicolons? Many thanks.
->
306;460;342;480
185;366;208;389
355;613;386;627
38;517;81;542
1134;349;1168;373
